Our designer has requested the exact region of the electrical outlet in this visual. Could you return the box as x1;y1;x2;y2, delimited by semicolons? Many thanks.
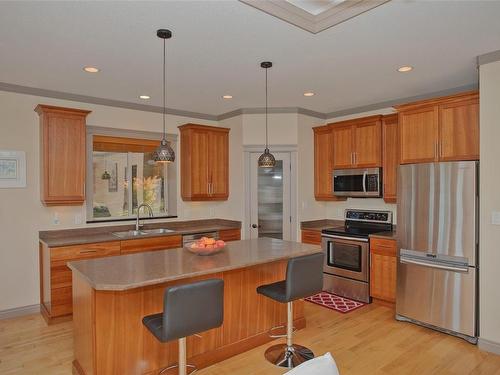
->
492;211;500;225
74;213;82;225
53;212;60;225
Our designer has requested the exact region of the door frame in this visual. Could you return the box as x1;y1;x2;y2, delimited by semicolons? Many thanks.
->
243;145;298;242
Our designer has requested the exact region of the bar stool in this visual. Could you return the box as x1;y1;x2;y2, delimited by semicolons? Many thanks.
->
142;279;224;375
257;252;324;369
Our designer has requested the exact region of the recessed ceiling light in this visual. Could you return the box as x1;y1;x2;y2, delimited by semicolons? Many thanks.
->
83;66;99;73
303;92;315;97
397;66;413;73
139;95;151;100
222;95;233;99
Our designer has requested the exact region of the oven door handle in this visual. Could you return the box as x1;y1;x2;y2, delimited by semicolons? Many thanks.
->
321;234;369;242
362;171;367;193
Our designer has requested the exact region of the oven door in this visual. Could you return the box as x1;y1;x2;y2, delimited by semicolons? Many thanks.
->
322;234;369;282
333;168;381;197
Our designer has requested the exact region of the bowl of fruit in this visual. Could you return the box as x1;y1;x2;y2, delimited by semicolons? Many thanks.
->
186;237;226;256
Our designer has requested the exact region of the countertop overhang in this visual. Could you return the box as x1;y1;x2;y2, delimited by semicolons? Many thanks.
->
68;238;321;291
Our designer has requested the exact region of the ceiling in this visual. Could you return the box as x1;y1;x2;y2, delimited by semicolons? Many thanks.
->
0;1;499;117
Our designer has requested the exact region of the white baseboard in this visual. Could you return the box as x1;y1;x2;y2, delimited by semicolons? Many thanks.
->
0;304;40;320
478;338;500;355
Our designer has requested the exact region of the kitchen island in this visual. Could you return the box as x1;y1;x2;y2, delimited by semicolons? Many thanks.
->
68;238;321;375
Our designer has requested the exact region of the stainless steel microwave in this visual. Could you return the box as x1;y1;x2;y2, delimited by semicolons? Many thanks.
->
333;168;382;197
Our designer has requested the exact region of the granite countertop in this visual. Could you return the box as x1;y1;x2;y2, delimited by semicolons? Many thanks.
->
301;219;397;240
39;219;241;247
68;238;322;291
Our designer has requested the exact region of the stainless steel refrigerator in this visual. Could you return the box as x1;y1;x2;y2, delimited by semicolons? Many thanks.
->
396;161;478;343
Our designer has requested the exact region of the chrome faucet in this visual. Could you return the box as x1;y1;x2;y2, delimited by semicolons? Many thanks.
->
136;203;153;231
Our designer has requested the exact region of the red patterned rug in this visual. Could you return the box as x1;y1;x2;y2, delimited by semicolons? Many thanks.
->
305;291;365;313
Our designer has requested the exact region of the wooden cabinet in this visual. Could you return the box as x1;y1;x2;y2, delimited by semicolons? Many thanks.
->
301;229;321;245
35;105;90;206
40;241;121;323
313;126;334;200
370;237;397;303
179;124;230;201
397;91;479;164
382;114;399;203
331;115;382;169
219;228;241;242
120;235;182;255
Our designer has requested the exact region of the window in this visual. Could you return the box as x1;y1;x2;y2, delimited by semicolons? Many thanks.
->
87;134;177;222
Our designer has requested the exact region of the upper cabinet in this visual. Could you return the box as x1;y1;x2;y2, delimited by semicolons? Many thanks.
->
313;125;336;200
396;91;479;164
331;115;382;169
179;124;230;201
382;114;399;203
35;105;90;206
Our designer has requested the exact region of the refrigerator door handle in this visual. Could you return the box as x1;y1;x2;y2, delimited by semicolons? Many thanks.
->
400;256;469;273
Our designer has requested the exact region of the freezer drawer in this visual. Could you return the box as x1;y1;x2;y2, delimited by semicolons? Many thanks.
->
396;257;477;338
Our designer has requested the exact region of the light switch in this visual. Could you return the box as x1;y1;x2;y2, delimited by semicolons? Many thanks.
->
492;211;500;225
74;213;82;225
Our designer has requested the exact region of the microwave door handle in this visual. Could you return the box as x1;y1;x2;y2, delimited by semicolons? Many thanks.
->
362;171;367;193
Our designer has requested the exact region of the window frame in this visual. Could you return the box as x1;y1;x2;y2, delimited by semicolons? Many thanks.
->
86;126;178;223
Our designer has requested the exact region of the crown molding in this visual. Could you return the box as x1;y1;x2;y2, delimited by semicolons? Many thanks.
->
0;81;478;123
0;81;218;121
477;50;500;66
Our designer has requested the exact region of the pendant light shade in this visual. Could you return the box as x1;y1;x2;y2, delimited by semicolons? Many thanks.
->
153;29;175;163
101;158;111;180
258;61;276;168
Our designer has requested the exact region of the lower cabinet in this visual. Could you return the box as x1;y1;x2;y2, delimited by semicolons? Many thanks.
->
219;228;241;241
40;229;241;324
370;237;397;304
301;229;322;245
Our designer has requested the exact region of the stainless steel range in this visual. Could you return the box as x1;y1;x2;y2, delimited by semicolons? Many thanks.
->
321;209;393;303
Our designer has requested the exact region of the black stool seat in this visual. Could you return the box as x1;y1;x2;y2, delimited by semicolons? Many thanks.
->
257;252;324;303
257;281;287;303
143;278;224;343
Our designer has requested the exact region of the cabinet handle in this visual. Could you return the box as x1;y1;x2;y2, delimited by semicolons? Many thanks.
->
354;152;357;165
79;250;97;254
351;152;353;165
435;142;438;159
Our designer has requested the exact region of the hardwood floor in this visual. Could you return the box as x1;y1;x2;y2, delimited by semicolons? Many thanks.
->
1;302;499;374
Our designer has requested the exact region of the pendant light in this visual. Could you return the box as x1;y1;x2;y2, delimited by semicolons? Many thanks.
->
258;61;276;168
153;29;175;163
101;157;111;180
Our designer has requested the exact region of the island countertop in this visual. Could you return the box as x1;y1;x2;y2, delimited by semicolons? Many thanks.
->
68;238;321;291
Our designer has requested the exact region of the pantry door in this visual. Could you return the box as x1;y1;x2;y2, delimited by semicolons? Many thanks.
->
248;152;291;240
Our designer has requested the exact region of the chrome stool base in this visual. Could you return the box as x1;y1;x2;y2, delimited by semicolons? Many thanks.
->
264;343;314;368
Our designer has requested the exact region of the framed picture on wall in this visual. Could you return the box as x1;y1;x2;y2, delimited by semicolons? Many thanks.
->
108;162;118;192
0;150;26;188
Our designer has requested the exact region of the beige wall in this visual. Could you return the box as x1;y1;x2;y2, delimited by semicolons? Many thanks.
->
479;60;500;347
242;113;298;145
0;91;243;311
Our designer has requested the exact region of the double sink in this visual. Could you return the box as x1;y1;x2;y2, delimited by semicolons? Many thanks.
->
112;228;176;239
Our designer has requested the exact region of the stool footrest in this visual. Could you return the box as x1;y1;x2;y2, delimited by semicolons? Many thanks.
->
268;324;297;338
160;363;197;374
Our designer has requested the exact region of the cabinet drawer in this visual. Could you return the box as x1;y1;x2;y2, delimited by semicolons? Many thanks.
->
301;230;322;245
51;265;72;289
50;286;73;316
50;241;121;265
370;238;397;256
219;229;241;242
121;235;182;254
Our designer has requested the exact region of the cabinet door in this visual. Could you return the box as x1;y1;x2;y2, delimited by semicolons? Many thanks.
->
439;98;479;161
301;230;321;245
370;238;397;303
399;106;439;164
36;105;90;206
332;125;354;169
208;130;229;199
181;128;210;199
314;127;334;200
354;120;382;167
382;114;398;203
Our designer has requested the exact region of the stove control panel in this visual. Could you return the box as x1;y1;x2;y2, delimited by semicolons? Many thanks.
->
345;210;392;224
